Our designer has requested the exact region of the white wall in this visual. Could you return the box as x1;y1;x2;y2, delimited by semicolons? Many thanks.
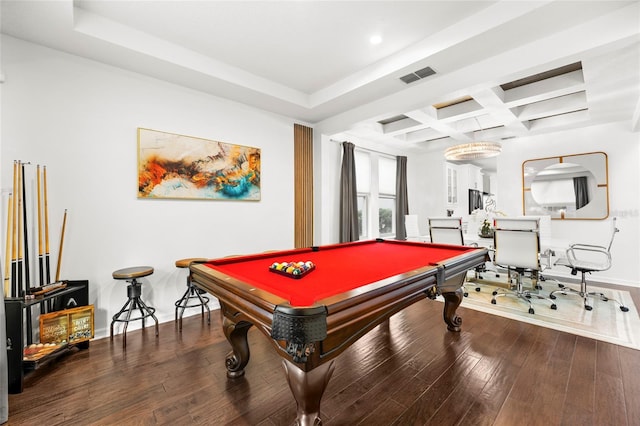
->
1;36;296;338
407;150;446;236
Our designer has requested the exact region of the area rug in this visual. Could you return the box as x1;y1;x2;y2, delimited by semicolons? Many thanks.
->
454;275;640;350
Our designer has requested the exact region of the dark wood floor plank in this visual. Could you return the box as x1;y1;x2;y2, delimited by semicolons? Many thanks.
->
461;359;521;426
596;341;621;378
391;352;481;425
594;369;628;426
566;336;597;404
427;352;506;425
356;399;406;426
619;345;640;424
493;397;542;426
325;351;432;425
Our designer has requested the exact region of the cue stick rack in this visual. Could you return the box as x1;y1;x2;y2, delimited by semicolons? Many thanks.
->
2;161;90;394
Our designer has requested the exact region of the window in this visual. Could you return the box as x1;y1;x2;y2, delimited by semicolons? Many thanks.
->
355;150;397;239
447;165;458;204
378;196;395;237
378;156;397;237
355;151;371;239
357;195;368;239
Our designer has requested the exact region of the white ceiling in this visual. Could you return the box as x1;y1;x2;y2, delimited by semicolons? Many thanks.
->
2;1;639;170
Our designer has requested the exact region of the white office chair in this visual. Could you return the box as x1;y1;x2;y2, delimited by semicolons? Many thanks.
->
404;214;429;242
428;217;465;245
493;217;551;289
428;217;480;297
491;225;557;314
550;218;628;312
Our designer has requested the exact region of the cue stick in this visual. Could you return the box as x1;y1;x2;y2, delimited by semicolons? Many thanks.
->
55;209;67;283
11;161;18;297
37;165;44;286
43;165;51;284
4;194;13;297
17;161;24;296
17;162;34;345
21;161;31;293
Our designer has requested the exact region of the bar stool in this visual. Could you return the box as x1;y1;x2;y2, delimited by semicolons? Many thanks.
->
175;258;211;331
110;266;159;347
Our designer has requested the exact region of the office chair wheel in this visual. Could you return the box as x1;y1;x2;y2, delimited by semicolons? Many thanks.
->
492;290;498;296
550;294;557;300
528;308;535;314
551;304;557;310
475;287;481;292
491;299;497;305
620;306;629;312
464;291;469;297
557;283;565;289
601;296;609;302
525;294;531;299
585;304;593;311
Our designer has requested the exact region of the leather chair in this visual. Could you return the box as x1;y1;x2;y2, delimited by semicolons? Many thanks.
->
491;223;557;314
428;217;479;297
550;217;629;312
428;217;465;245
404;214;429;242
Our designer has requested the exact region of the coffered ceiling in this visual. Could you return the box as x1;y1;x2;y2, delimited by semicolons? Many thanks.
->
2;1;639;166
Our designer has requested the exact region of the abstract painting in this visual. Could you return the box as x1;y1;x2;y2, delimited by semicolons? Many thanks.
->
137;128;261;200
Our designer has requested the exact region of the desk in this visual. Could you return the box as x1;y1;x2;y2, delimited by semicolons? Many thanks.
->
190;239;487;426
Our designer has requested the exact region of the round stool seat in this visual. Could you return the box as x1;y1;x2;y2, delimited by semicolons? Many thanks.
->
113;266;154;280
175;258;208;269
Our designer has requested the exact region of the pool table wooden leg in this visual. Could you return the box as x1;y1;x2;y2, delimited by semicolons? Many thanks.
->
441;287;464;332
282;359;335;426
222;316;253;378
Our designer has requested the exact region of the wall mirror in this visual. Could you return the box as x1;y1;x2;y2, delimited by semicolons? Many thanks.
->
522;152;609;219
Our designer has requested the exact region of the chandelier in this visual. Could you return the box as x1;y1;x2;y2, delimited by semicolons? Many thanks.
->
444;141;502;161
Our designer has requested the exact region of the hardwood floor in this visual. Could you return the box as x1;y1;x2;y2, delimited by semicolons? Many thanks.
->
8;291;640;426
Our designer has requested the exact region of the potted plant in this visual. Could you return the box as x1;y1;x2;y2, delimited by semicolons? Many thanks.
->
479;219;494;238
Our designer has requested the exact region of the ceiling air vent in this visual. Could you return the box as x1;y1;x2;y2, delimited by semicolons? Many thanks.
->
399;66;436;84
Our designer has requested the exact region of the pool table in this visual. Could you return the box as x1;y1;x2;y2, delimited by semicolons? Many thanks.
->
190;239;488;426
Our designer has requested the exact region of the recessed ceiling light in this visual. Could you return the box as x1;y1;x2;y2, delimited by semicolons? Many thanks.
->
370;35;382;45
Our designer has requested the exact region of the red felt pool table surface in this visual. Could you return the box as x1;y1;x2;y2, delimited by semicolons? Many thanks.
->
202;239;476;306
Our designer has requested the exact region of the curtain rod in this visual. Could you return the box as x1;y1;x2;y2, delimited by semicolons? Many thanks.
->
329;139;398;158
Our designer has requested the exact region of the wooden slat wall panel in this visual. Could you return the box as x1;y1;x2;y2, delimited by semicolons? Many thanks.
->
294;124;313;248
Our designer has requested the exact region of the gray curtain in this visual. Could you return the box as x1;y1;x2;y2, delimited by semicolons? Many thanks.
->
339;142;359;242
573;176;590;209
468;189;483;214
395;156;409;240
